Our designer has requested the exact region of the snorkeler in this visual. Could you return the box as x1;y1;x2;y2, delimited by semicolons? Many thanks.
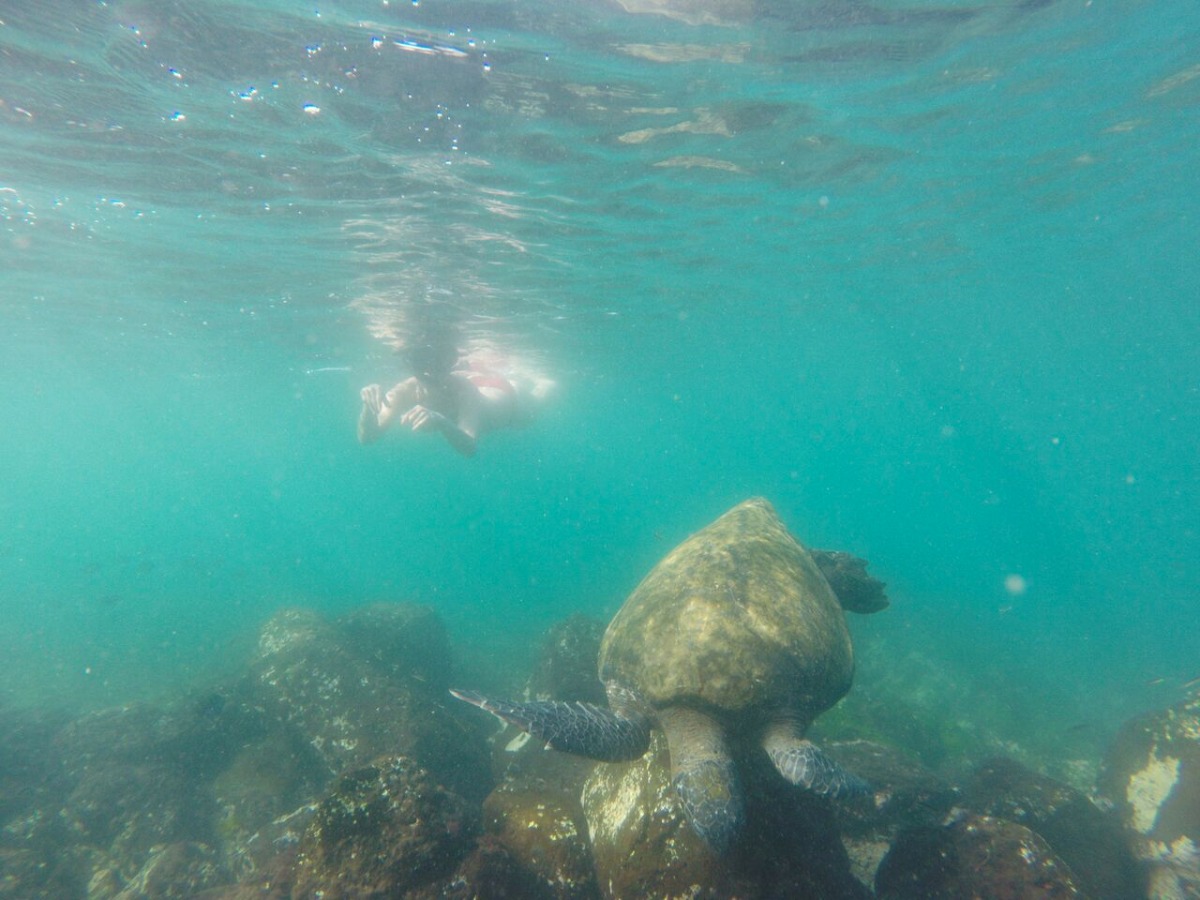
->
357;341;554;457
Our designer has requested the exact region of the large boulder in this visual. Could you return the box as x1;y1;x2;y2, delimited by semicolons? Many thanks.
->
109;841;228;900
0;602;496;900
526;614;607;707
209;730;324;882
481;783;599;899
290;755;477;898
0;693;265;899
965;757;1145;900
60;760;206;878
1097;691;1200;898
440;836;567;900
240;605;490;803
580;732;869;899
49;698;256;893
207;603;491;886
0;706;70;828
469;614;606;898
826;739;961;889
875;812;1086;899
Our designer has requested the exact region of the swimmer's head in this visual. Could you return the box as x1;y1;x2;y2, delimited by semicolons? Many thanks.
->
405;339;458;381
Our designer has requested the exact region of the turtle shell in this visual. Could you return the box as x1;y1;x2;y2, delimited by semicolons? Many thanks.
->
598;498;853;718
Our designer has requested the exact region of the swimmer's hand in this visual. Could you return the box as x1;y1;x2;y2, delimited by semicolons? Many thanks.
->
358;384;388;444
400;404;447;433
361;384;386;416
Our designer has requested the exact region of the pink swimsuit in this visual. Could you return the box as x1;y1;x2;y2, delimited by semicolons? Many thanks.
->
465;372;516;396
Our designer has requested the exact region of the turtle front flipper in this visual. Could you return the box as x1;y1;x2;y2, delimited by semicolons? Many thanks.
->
449;689;650;761
761;717;870;799
659;706;745;853
810;549;889;614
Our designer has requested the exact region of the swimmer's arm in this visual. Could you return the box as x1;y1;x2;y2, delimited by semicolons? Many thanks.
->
400;404;478;457
443;401;481;457
437;380;485;457
358;384;388;444
438;420;478;457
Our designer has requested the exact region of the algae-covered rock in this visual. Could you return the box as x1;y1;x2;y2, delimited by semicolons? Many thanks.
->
203;602;490;886
109;841;228;900
0;706;69;827
0;602;498;900
438;835;560;899
1097;690;1200;898
0;845;91;898
826;739;960;889
61;761;208;879
245;605;490;804
528;614;607;706
465;614;608;899
482;783;599;899
210;730;324;881
337;602;455;692
291;755;477;898
875;813;1086;899
580;732;869;899
581;732;726;898
966;757;1145;900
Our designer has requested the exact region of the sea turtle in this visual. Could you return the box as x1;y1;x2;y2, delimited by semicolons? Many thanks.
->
452;497;882;851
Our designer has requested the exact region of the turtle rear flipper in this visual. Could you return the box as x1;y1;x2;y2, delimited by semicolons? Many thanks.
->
450;689;651;761
660;706;745;854
761;717;869;799
673;759;744;854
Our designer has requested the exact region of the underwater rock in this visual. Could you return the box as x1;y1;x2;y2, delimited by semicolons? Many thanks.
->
437;835;560;899
206;603;491;886
337;602;455;693
822;647;1002;773
0;695;267;899
0;707;75;877
481;782;599;899
580;731;869;899
1097;691;1200;898
55;694;263;783
61;761;210;882
109;841;228;900
290;754;478;899
461;614;609;898
188;849;296;900
875;812;1086;899
0;706;70;828
0;603;500;899
0;845;91;898
208;731;324;882
580;731;727;898
825;739;961;889
477;613;610;787
47;690;268;883
244;605;491;804
965;756;1145;900
475;718;599;817
526;613;607;707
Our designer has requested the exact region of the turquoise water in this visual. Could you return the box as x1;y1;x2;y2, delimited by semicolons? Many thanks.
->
2;0;1198;754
